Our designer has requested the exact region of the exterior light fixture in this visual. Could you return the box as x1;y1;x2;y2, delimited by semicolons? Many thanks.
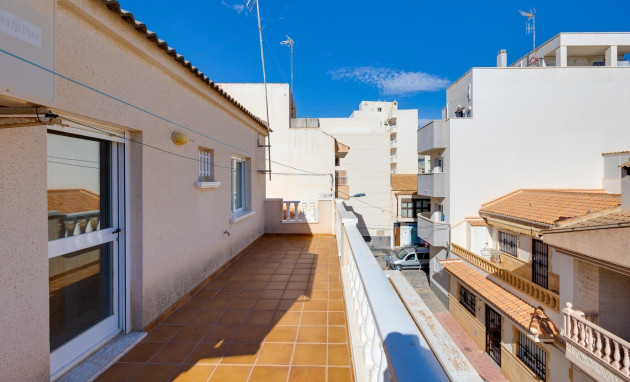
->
172;132;189;145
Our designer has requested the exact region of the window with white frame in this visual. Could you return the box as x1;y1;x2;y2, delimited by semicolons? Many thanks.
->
198;148;214;182
231;157;246;212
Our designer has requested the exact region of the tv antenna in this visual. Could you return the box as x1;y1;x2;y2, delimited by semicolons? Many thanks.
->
280;35;294;91
519;8;536;53
246;0;272;180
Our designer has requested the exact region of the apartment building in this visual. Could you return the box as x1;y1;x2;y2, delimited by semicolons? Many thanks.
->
440;152;630;381
418;32;630;300
390;174;430;247
319;101;418;247
444;189;623;381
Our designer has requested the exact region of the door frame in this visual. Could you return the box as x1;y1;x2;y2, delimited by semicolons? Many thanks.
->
47;123;130;379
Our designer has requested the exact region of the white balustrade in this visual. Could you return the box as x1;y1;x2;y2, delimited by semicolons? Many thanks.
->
281;200;318;223
335;199;448;382
563;302;630;379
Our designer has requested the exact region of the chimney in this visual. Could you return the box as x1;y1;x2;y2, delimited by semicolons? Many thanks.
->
621;161;630;210
497;49;507;68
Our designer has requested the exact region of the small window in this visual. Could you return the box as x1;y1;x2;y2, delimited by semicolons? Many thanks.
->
459;285;476;315
498;231;518;256
377;107;382;112
406;254;416;261
198;148;214;182
517;332;546;380
231;157;246;213
414;199;430;214
401;200;414;218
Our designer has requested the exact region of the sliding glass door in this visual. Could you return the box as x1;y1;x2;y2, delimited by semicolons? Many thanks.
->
47;128;124;378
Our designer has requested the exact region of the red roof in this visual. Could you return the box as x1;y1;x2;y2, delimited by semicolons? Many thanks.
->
48;189;100;214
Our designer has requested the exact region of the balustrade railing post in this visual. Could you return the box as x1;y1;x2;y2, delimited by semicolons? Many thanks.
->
622;345;630;376
604;337;612;363
613;341;622;370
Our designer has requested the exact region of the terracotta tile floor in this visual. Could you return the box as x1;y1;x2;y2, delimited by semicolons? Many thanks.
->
97;235;354;382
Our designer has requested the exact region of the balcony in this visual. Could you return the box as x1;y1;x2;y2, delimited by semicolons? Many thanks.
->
452;244;560;312
417;120;447;155
418;172;447;198
563;303;630;381
94;201;473;382
417;214;449;247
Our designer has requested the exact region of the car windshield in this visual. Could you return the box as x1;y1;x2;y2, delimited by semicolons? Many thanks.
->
396;248;413;260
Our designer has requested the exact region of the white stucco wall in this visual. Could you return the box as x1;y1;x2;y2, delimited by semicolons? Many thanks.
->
447;67;630;228
218;83;336;202
0;2;270;379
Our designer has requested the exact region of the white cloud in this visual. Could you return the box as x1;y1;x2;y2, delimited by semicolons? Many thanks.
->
328;66;449;96
221;1;247;15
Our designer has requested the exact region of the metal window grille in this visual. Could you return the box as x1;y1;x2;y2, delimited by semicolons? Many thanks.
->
498;231;518;256
335;170;348;186
459;286;476;315
198;149;213;182
532;239;549;289
518;332;546;380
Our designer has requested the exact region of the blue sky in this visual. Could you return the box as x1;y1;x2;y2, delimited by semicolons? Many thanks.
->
124;0;630;122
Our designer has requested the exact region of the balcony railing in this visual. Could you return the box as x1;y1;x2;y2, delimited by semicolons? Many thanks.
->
563;302;630;381
417;214;449;247
417;120;447;155
418;172;447;198
452;244;560;312
282;200;318;223
335;200;449;381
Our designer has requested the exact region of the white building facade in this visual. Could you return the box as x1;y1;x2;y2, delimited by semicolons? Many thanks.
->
418;32;630;301
320;101;418;247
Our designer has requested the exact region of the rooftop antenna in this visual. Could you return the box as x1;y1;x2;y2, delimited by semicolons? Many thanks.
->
246;0;272;180
280;35;294;91
519;8;536;53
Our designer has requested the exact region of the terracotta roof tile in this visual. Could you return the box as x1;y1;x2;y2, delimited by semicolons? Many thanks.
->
479;189;620;226
551;207;630;229
441;260;558;338
101;0;268;130
465;216;487;227
390;174;417;192
48;189;100;214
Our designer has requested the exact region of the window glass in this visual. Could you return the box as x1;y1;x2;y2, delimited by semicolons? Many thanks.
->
47;131;111;241
459;286;476;315
198;149;213;182
232;158;245;211
49;243;113;350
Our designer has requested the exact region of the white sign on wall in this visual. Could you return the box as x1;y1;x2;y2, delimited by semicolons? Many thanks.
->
0;8;42;48
0;1;54;106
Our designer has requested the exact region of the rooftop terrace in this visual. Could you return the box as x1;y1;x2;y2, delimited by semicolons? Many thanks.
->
96;235;353;382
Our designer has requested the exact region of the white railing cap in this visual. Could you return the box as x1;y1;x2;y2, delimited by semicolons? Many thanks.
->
335;199;359;224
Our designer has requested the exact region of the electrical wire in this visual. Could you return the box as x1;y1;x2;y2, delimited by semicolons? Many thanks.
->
0;47;321;176
47;160;100;169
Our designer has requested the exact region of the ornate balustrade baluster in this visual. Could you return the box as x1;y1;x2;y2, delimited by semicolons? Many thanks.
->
622;345;630;376
604;336;612;363
613;341;622;370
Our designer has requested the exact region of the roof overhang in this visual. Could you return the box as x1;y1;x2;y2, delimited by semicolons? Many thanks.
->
335;140;350;158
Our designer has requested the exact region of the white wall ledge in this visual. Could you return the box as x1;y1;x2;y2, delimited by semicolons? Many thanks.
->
230;210;256;224
195;181;221;189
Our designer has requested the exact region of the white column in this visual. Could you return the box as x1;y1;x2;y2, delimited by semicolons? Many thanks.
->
606;45;618;67
556;45;567;67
